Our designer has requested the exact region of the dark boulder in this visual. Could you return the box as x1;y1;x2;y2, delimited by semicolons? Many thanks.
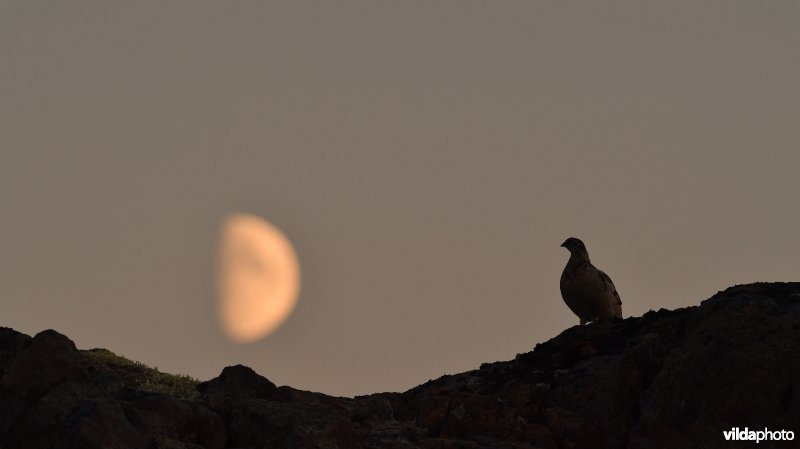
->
1;329;88;394
196;364;277;400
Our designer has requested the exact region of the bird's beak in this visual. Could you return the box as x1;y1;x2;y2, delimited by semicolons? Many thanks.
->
560;241;567;248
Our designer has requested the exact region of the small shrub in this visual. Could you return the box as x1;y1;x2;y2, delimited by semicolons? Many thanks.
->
82;348;200;400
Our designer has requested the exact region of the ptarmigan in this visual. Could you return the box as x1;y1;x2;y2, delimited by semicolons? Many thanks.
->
559;237;622;325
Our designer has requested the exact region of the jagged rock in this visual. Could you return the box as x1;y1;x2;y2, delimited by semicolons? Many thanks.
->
0;327;30;377
0;282;799;448
119;389;226;449
64;397;148;449
0;329;91;447
196;364;277;400
1;329;87;393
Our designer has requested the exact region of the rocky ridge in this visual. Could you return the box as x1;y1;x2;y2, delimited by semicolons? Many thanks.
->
1;282;799;448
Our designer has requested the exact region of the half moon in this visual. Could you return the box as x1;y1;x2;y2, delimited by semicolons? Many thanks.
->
218;214;301;343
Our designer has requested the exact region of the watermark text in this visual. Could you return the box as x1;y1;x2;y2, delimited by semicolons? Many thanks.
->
723;427;794;443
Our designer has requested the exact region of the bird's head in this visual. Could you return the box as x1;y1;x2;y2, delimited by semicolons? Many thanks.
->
560;237;588;255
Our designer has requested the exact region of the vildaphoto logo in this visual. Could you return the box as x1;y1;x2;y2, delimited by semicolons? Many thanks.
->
723;427;794;443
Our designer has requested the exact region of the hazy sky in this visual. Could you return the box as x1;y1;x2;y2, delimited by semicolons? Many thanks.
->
1;2;798;397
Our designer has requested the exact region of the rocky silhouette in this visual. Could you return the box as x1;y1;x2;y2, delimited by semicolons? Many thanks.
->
1;282;798;448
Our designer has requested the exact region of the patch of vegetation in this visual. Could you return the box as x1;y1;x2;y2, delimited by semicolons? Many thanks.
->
82;348;200;400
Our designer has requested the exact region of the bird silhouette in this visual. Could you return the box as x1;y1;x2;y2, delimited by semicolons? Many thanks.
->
559;237;622;325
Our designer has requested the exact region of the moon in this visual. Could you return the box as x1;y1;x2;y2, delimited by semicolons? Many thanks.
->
218;214;301;343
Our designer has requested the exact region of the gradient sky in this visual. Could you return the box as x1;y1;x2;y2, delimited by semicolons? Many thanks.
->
1;2;798;397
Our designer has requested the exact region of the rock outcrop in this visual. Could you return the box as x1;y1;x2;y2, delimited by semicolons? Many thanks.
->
1;282;799;448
